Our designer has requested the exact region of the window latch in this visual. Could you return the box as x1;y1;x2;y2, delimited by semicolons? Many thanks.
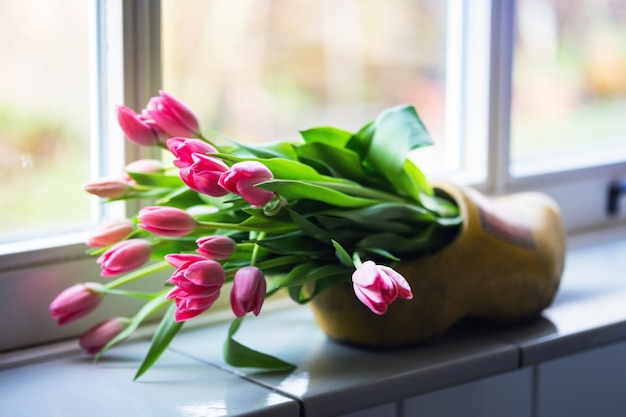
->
607;179;626;217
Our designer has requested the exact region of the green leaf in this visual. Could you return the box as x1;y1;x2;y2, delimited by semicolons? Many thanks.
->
257;233;328;256
419;192;461;218
216;153;348;184
95;291;171;361
299;126;353;147
259;180;378;208
274;262;317;289
365;105;434;198
223;318;295;371
313;203;437;236
359;247;401;262
206;127;299;160
126;171;184;188
399;158;433;201
295;142;368;182
134;303;184;380
287;273;346;303
346;120;375;158
157;186;206;208
331;240;354;268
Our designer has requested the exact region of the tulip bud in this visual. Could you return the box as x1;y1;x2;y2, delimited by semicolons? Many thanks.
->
170;290;221;322
85;219;135;248
137;206;198;237
218;161;275;207
79;317;130;355
166;137;218;169
230;266;266;317
165;256;225;297
116;105;166;146
144;91;200;137
181;153;229;197
96;239;152;277
124;159;164;175
164;254;225;322
83;177;130;199
49;283;103;325
352;261;413;315
196;235;236;260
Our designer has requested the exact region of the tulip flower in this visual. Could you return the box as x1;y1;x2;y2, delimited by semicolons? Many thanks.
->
79;317;130;354
49;283;103;325
180;153;229;197
352;261;413;315
86;219;135;248
137;206;197;237
196;235;236;260
144;91;200;137
170;291;221;322
166;137;219;169
96;239;152;277
165;254;225;321
116;105;166;146
83;177;131;199
218;161;275;207
165;254;225;296
124;159;165;174
230;266;266;317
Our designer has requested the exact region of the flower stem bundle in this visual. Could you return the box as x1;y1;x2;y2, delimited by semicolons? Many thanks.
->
51;91;462;379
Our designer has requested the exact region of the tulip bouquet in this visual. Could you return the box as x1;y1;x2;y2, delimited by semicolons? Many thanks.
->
50;91;462;379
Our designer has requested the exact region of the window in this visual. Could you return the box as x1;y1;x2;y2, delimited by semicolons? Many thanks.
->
2;0;625;355
0;0;91;242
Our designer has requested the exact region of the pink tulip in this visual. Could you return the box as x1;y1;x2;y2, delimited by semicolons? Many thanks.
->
116;105;166;146
166;137;218;169
143;91;200;137
230;266;266;317
196;235;236;260
137;206;197;237
96;239;152;277
218;161;275;207
352;261;413;315
124;159;164;174
165;255;225;296
83;177;130;199
170;291;221;322
164;254;225;321
79;317;130;354
180;153;229;197
49;283;103;325
85;219;135;248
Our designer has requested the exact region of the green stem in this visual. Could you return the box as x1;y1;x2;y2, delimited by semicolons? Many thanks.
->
255;254;307;272
224;255;307;279
196;220;296;233
104;260;171;290
250;231;267;267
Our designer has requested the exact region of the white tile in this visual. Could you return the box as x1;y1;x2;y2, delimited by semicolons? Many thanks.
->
170;307;519;417
536;339;626;417
0;340;299;417
338;403;397;417
401;368;532;417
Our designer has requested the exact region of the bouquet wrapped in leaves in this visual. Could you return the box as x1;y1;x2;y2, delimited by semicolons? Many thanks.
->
50;92;462;379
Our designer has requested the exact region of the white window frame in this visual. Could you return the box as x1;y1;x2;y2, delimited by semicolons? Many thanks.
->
463;0;626;233
1;0;625;356
0;0;163;354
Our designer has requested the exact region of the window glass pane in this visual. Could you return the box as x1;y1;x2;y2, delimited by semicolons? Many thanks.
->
511;0;626;172
0;0;91;241
162;0;448;171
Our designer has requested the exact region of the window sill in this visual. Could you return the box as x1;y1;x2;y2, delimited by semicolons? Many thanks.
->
2;224;626;416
